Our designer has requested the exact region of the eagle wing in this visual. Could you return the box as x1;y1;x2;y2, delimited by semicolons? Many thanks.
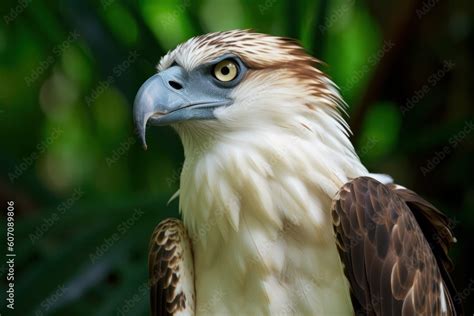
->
148;218;195;316
331;177;461;315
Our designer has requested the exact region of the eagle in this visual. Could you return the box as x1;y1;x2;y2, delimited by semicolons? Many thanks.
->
133;30;460;315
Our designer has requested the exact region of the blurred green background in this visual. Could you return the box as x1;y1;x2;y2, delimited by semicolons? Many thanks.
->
0;0;473;315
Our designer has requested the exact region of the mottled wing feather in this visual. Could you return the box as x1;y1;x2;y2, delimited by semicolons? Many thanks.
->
331;177;460;316
389;185;463;314
388;185;455;271
149;218;195;316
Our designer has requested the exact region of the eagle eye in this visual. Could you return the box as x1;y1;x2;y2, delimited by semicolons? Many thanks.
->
213;59;238;82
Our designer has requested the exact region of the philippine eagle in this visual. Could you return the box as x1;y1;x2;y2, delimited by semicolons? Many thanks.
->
133;30;460;315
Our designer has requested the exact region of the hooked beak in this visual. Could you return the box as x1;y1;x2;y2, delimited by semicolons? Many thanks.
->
133;66;230;149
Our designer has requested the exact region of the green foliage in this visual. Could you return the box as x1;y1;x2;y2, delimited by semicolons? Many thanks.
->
358;101;402;161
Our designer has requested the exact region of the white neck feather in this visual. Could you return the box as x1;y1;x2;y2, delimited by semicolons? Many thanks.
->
174;95;368;314
176;104;368;245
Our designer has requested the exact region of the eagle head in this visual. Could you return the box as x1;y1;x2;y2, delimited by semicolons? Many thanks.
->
134;30;349;151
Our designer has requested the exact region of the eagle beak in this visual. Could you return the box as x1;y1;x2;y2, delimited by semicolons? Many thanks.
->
133;66;230;149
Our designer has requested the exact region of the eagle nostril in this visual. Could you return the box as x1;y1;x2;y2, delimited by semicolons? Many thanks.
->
168;80;183;90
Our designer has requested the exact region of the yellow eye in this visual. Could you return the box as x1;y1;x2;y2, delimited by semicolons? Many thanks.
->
213;60;238;82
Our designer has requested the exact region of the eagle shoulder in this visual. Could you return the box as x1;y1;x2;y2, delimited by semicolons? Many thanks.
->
331;176;461;315
149;218;195;316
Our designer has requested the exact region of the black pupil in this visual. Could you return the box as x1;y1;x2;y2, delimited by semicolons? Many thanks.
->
221;66;230;75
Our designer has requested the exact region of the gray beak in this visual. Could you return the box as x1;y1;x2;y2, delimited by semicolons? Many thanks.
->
133;66;230;149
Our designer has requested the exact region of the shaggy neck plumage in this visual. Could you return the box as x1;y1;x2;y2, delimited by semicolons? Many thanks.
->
175;101;368;245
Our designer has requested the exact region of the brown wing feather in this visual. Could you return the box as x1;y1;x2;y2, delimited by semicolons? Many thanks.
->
149;218;195;316
389;185;462;314
389;185;455;271
331;177;460;316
